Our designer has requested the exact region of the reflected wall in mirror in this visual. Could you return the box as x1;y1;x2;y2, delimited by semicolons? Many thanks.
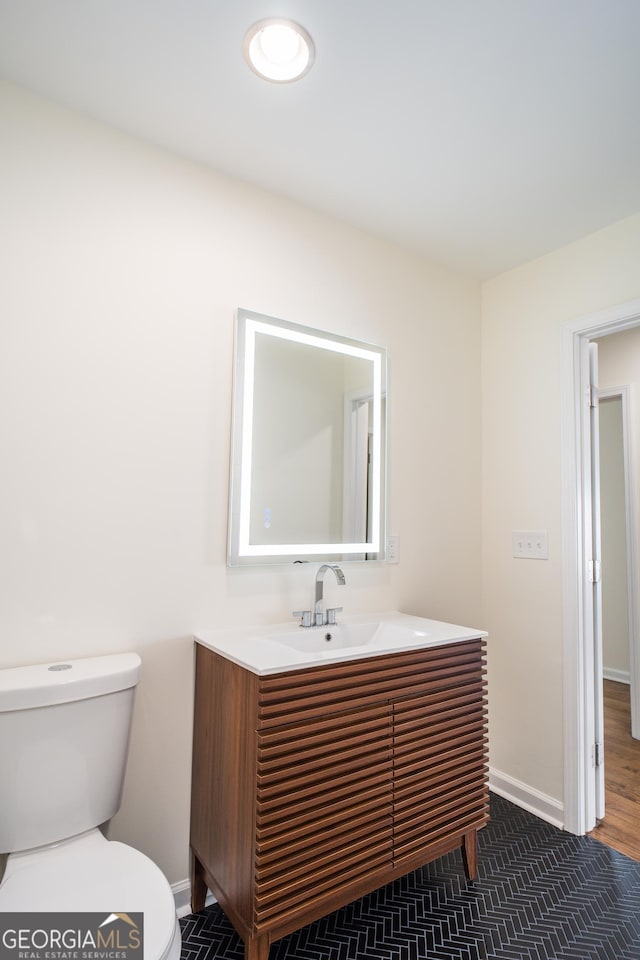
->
228;309;387;565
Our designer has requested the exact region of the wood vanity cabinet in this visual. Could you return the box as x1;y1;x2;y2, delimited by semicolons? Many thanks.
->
190;637;488;960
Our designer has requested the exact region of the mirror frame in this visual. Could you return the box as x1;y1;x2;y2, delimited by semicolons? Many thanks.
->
227;308;387;565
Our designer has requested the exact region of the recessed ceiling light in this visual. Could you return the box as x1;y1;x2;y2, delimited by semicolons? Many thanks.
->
243;18;315;83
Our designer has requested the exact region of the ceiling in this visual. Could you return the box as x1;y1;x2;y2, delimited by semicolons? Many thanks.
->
1;0;639;279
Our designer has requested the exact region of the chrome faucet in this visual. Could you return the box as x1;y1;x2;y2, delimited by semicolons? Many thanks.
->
314;563;345;626
293;563;346;627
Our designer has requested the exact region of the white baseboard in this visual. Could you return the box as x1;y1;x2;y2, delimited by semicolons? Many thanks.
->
172;879;192;919
172;878;216;919
603;667;631;685
489;767;564;830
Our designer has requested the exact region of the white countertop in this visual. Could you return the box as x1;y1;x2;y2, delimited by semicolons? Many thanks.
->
195;611;487;675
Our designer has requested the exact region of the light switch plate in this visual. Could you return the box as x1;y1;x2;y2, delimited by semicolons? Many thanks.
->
512;530;549;559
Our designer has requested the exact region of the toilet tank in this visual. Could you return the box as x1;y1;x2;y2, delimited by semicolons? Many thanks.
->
0;653;141;854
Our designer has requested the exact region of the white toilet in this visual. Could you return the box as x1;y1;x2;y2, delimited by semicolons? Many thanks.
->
0;652;182;960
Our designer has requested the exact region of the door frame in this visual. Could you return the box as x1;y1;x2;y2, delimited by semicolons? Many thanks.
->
561;296;640;835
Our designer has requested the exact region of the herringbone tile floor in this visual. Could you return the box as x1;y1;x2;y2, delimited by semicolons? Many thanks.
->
180;795;640;959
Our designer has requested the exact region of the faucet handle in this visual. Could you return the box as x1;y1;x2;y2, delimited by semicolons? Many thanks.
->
293;610;313;628
325;607;343;625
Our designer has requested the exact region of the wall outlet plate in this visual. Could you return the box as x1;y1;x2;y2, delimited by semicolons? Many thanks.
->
512;530;549;559
385;535;399;563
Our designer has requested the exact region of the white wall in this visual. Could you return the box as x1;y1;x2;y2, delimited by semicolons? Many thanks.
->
0;81;482;886
482;213;640;807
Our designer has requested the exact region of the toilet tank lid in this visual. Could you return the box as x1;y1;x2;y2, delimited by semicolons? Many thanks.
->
0;653;141;712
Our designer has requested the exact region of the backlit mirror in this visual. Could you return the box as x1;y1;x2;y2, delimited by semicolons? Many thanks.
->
228;309;387;565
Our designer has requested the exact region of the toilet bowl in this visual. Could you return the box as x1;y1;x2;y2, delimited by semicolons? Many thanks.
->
0;653;182;960
0;830;181;960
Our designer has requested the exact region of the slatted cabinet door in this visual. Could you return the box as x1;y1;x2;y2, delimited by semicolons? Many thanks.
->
254;703;393;930
393;681;489;867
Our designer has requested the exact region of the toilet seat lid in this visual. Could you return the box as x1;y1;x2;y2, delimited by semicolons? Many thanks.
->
0;833;179;960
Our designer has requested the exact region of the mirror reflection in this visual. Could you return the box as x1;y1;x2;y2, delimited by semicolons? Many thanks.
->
228;309;387;565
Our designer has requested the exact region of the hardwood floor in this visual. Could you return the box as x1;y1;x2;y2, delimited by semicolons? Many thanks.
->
589;679;640;861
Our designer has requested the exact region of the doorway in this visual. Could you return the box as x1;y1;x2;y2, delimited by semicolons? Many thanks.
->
561;297;640;837
588;380;640;859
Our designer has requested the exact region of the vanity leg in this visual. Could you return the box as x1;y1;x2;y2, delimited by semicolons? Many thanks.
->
190;852;208;913
245;934;270;960
461;828;478;882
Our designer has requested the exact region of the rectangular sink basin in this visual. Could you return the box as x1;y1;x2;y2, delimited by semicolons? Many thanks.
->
264;620;431;655
195;612;486;675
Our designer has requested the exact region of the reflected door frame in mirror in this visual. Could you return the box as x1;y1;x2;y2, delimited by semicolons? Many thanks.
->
227;308;387;565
